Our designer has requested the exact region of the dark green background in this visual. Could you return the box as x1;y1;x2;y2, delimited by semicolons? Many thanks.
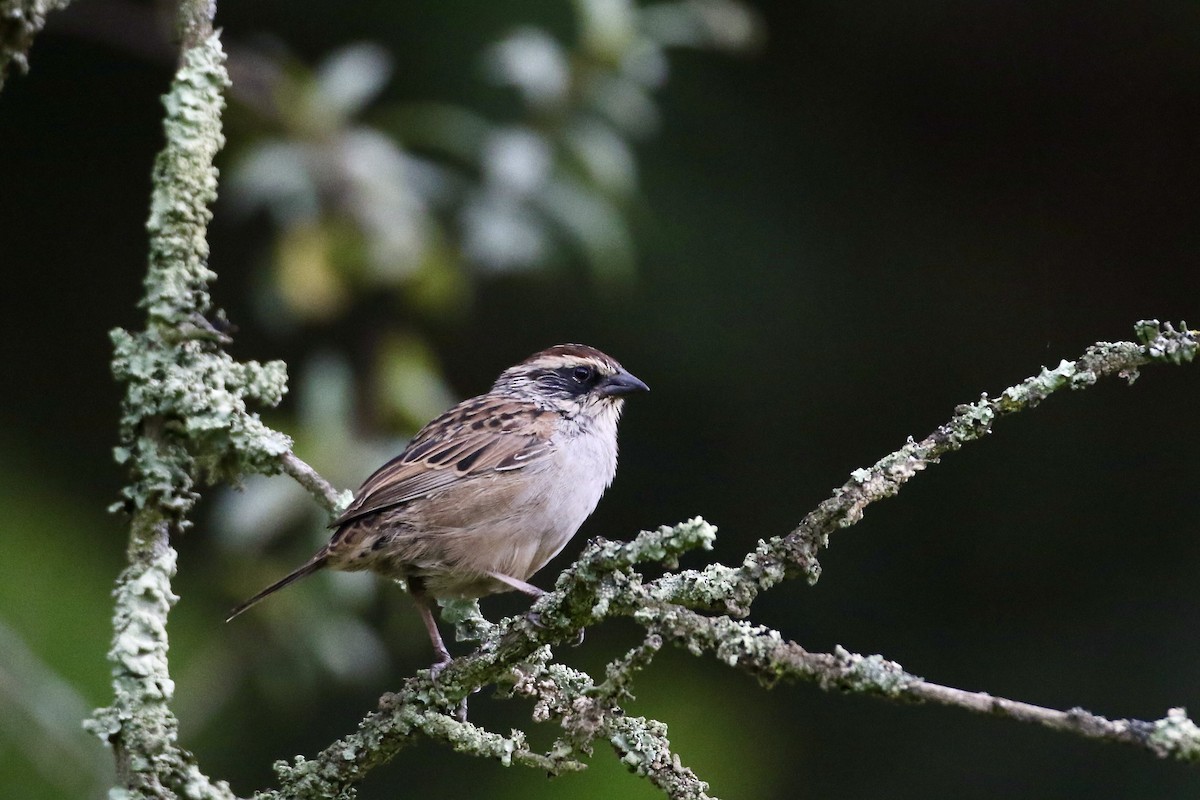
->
1;1;1199;797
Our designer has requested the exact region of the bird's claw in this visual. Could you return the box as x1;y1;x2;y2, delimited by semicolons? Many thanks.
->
428;653;453;682
427;655;469;720
526;610;586;646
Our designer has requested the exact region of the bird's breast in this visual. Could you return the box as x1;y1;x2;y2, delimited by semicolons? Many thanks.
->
512;423;619;566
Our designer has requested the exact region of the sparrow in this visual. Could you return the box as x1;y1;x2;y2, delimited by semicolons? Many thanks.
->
228;343;649;672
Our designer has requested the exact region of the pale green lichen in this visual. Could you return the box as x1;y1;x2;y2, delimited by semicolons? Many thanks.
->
90;25;246;800
142;34;229;325
827;646;917;697
85;525;237;799
110;33;290;519
111;331;290;504
998;359;1084;411
1136;319;1197;365
565;518;717;581
438;597;496;643
645;561;747;614
410;709;582;773
1149;707;1200;762
711;621;781;669
947;395;997;437
0;0;74;87
608;716;711;799
109;548;179;691
590;634;662;705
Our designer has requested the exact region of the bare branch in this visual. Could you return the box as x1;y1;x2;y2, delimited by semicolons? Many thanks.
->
174;0;214;53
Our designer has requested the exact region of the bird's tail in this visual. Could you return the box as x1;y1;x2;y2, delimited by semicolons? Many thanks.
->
226;551;330;622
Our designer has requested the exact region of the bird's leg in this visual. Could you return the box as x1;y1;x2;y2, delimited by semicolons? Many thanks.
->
409;580;453;676
487;571;545;598
409;582;470;721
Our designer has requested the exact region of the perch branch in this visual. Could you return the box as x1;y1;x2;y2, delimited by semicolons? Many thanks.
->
263;321;1197;798
745;321;1197;597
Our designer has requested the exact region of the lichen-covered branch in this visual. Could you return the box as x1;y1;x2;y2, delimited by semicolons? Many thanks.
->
634;321;1200;618
87;2;288;797
743;321;1196;596
269;693;585;800
507;656;711;800
261;522;717;799
641;603;1200;763
259;321;1198;798
0;0;74;89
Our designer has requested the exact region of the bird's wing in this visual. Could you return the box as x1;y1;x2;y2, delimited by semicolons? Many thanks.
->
331;395;558;528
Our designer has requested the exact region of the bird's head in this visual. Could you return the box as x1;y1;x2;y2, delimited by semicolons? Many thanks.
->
492;344;649;419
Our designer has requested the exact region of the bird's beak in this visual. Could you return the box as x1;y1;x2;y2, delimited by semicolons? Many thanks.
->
597;369;650;398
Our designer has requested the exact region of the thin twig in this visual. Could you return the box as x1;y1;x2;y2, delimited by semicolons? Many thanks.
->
279;451;346;516
747;324;1197;597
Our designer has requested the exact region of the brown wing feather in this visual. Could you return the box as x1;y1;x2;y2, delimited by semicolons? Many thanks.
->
331;395;558;528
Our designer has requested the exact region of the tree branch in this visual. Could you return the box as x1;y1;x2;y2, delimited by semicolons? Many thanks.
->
259;321;1198;798
644;604;1200;762
0;0;74;89
747;324;1195;596
632;322;1200;618
279;450;349;517
87;4;283;797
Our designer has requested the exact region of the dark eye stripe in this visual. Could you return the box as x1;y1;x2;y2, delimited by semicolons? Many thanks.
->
544;365;598;394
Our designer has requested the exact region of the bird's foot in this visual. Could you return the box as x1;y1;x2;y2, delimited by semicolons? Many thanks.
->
426;653;470;720
428;651;453;682
526;610;586;646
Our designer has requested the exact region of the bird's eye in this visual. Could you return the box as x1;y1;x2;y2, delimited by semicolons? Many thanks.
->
572;365;595;383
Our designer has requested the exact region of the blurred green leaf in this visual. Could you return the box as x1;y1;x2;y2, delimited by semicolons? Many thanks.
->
315;44;393;123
